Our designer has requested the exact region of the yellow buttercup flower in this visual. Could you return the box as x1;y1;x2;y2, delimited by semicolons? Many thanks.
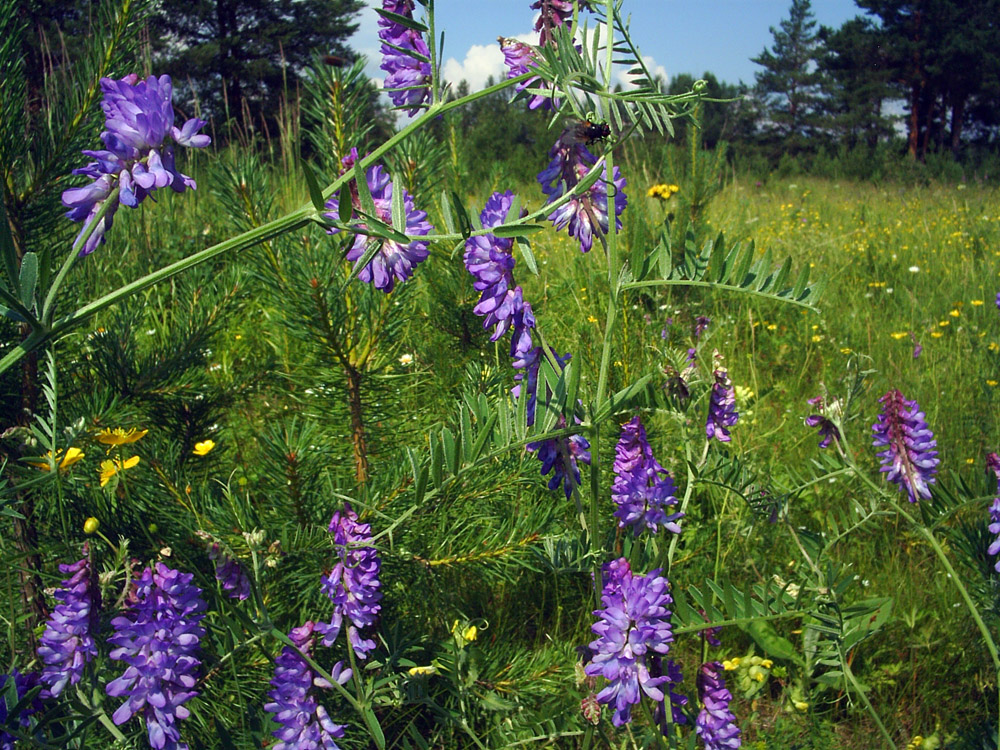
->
646;183;680;200
96;427;148;451
100;455;140;487
28;446;85;471
193;440;216;456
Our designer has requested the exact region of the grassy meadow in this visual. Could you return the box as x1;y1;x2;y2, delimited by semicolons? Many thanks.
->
7;126;1000;749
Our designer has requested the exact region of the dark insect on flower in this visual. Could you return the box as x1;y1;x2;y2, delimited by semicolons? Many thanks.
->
573;119;612;145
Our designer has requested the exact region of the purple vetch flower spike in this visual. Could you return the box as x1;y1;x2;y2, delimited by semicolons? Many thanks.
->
464;191;530;341
695;661;741;750
538;130;627;253
209;544;250;601
693;316;711;340
804;395;841;449
316;503;383;659
584;558;674;727
62;75;209;257
706;351;739;442
612;416;683;536
264;622;349;750
324;164;433;292
38;546;100;697
106;563;206;750
0;670;42;750
528;415;591;499
378;0;431;114
986;453;1000;570
871;389;939;503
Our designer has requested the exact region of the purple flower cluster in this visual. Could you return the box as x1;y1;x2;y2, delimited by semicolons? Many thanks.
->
693;316;711;339
316;504;383;659
464;191;534;343
209;544;250;601
528;415;592;499
987;453;1000;571
804;395;840;449
264;622;349;750
584;558;675;727
38;550;100;697
706;351;738;442
871;389;939;503
0;670;42;750
378;1;431;114
106;563;206;750
62;74;209;256
499;37;553;110
612;416;683;536
324;164;433;292
537;130;627;253
695;661;741;750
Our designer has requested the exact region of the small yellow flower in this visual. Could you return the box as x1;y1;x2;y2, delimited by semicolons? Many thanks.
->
587;315;598;323
811;334;823;343
28;446;85;471
840;347;852;354
949;309;961;317
759;659;773;669
100;455;140;487
890;332;909;340
722;657;742;671
967;458;976;465
972;299;984;306
753;671;765;682
793;700;809;711
906;736;924;750
462;625;478;643
766;323;777;331
193;440;216;456
408;665;437;676
83;517;99;534
988;380;999;387
646;183;680;200
930;332;943;338
938;320;950;327
989;342;1000;352
95;427;148;450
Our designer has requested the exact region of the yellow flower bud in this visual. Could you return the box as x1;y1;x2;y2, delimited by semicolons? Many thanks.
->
83;517;99;534
408;665;437;676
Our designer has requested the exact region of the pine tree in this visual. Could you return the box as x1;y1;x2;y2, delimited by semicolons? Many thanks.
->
150;0;364;135
751;0;821;148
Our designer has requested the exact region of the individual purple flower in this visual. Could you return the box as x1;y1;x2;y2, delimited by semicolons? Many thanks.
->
324;164;433;292
62;74;209;256
316;503;383;659
871;389;939;503
584;558;674;727
538;130;627;253
612;416;683;536
498;37;556;111
987;453;1000;571
531;0;584;45
0;670;42;750
693;316;711;339
464;191;529;341
378;0;431;114
209;544;250;601
706;351;738;442
528;415;591;499
804;395;840;449
264;622;350;750
695;661;741;750
38;548;100;697
106;563;206;750
699;609;723;648
995;291;1000;310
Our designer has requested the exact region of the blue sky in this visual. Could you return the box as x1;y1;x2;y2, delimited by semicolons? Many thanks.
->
351;1;864;90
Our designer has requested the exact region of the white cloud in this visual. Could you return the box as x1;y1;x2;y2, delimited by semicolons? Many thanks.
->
441;44;505;91
615;54;668;91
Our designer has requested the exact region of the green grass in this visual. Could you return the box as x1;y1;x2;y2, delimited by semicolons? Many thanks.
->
9;146;1000;748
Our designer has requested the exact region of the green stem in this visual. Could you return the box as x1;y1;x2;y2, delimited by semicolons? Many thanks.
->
623;278;819;310
841;651;896;748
